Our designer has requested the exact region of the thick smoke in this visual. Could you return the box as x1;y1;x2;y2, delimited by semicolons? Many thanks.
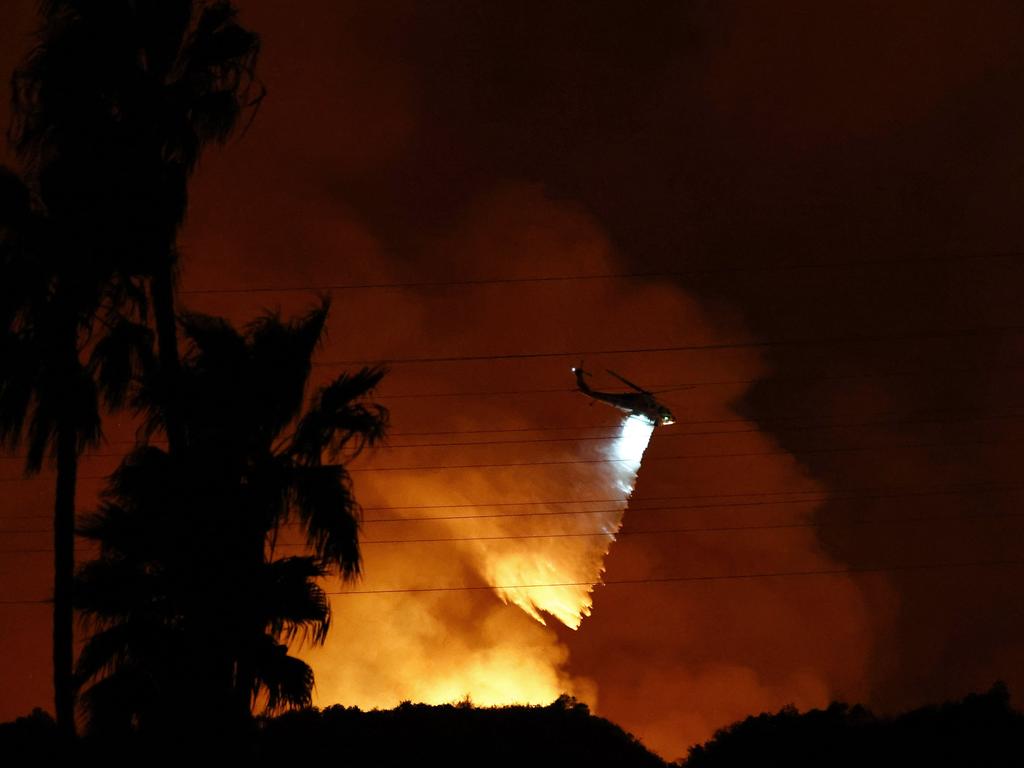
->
185;182;874;760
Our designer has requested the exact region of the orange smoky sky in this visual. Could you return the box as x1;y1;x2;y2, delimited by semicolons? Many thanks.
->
3;1;1024;761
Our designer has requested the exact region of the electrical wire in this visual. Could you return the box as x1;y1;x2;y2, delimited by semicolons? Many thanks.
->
312;324;1024;367
5;557;1024;604
1;434;1021;483
178;252;1024;296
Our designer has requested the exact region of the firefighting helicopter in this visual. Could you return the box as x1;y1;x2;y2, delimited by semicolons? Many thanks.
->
571;364;678;426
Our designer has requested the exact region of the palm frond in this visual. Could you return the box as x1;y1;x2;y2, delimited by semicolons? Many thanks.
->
88;314;156;411
179;311;245;365
78;669;153;736
286;463;361;578
249;637;314;715
75;557;165;622
75;621;140;685
179;0;263;147
100;445;175;517
258;557;331;646
0;334;39;455
290;366;389;464
246;299;329;439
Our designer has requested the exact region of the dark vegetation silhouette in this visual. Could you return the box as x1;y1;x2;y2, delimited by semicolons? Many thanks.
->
259;696;667;768
0;160;105;741
73;302;387;740
679;683;1021;768
11;0;263;459
1;688;1020;766
1;0;261;736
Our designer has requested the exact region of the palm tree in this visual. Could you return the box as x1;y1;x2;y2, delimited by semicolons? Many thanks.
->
0;164;132;737
74;300;388;735
3;0;261;732
10;0;263;457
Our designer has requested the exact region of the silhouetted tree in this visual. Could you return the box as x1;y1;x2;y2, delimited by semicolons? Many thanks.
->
679;683;1023;768
0;162;134;739
3;0;261;733
74;301;388;739
260;696;668;768
10;0;263;458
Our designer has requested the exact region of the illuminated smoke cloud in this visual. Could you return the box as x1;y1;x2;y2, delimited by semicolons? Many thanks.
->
174;180;875;753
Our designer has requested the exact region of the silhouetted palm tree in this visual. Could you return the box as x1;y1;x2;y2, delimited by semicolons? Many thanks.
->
4;1;261;732
11;0;263;457
0;165;138;737
74;301;388;735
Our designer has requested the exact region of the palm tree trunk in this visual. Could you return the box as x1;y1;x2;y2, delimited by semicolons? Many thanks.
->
54;417;77;737
152;261;184;457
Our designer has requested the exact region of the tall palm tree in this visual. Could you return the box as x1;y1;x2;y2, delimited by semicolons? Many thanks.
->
74;300;388;735
10;0;263;457
0;165;132;737
4;0;261;732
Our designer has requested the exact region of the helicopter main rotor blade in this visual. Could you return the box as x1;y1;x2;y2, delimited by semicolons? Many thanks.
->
606;369;650;394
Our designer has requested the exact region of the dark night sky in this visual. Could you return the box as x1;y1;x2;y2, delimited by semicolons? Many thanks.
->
3;1;1024;760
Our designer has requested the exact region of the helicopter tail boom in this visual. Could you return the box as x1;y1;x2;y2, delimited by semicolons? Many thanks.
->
571;364;593;394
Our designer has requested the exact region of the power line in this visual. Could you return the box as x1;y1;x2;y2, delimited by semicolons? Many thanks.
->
5;480;1023;523
52;362;1010;412
2;480;1018;520
312;324;1024;367
5;558;1024;603
295;511;1024;546
0;547;98;554
6;401;1015;455
2;434;1021;483
322;558;1024;596
328;411;1024;449
362;485;1024;523
5;409;1021;462
178;252;1024;296
376;406;1024;436
344;436;1024;471
375;364;1024;399
361;480;1024;513
1;503;1014;537
6;507;1024;543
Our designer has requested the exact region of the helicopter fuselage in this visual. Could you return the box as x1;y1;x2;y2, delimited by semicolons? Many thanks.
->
572;367;675;426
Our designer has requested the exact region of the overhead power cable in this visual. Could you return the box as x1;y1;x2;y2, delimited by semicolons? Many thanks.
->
1;434;1020;483
323;558;1024;596
312;324;1024;367
178;252;1024;296
4;481;1023;524
7;502;1024;539
9;508;1021;544
374;365;1024;399
4;558;1024;604
5;409;1022;463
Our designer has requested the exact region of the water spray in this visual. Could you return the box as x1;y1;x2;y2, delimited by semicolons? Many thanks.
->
490;414;655;629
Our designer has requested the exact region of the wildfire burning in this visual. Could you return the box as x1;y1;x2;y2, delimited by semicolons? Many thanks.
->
307;411;656;712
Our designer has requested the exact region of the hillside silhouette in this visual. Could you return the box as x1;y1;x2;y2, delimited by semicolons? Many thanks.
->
0;695;662;766
681;683;1021;767
261;696;664;768
1;686;1022;766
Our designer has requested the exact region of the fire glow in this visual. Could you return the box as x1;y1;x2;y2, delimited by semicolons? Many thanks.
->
490;415;656;629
